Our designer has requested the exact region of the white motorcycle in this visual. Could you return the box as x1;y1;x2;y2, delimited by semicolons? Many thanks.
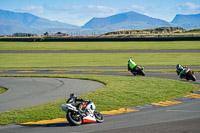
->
61;101;104;126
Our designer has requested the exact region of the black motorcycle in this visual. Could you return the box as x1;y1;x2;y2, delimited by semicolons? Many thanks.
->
179;67;196;81
130;66;145;76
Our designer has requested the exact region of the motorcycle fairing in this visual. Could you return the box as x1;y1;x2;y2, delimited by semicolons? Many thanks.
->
185;68;190;73
82;115;96;123
61;104;78;112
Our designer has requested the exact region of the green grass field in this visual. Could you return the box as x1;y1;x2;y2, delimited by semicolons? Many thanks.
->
0;53;200;68
0;74;198;125
0;41;200;51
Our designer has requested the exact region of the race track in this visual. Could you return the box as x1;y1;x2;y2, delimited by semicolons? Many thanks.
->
0;48;200;133
0;77;104;112
0;71;200;133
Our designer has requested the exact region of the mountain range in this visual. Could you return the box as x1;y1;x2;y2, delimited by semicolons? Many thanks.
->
171;14;200;30
0;9;200;35
0;9;79;35
82;11;172;30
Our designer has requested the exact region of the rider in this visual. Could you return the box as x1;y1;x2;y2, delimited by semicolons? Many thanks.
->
67;93;90;114
176;64;187;78
128;59;138;74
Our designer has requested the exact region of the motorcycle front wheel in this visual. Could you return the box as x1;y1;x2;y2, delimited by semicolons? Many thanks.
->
190;73;196;81
139;69;145;76
94;110;104;123
67;111;82;126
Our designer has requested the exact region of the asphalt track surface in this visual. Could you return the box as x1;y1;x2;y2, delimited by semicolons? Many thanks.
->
0;77;104;112
0;49;200;133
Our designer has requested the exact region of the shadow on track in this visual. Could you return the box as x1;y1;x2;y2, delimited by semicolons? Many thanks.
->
19;122;70;127
19;121;99;127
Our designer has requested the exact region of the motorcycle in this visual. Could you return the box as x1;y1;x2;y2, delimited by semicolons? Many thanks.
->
180;67;196;81
61;101;104;126
130;66;145;76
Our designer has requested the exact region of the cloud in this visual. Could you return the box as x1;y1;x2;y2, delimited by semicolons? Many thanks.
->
144;13;150;16
46;4;119;18
179;2;200;12
16;6;44;14
86;5;118;16
125;4;147;15
44;4;118;15
183;2;200;10
131;5;145;11
62;5;81;11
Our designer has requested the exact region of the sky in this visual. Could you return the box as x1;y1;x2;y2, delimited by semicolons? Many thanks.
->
0;0;200;26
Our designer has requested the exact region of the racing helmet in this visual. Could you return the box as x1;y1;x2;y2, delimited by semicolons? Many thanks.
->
70;93;77;98
176;64;181;69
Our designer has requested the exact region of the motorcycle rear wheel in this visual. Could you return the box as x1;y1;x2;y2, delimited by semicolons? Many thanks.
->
67;111;82;126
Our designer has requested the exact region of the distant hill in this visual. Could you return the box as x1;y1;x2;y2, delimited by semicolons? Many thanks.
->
0;9;79;35
82;11;172;32
171;14;200;30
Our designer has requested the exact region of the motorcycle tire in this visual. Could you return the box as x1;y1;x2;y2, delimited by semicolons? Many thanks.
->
190;73;196;81
131;72;136;76
94;110;104;123
186;76;190;81
67;111;82;126
140;70;145;76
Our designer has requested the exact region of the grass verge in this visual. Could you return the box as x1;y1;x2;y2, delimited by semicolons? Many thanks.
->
0;53;200;68
0;41;200;51
0;68;200;73
0;87;6;94
0;74;198;125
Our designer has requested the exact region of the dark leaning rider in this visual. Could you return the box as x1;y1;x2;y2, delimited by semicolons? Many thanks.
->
176;64;187;79
67;93;90;115
128;59;138;75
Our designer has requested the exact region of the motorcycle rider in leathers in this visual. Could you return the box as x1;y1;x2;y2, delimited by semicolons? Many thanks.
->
176;64;187;79
67;93;90;115
128;59;138;75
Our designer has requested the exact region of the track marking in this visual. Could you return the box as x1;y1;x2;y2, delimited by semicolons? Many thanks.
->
151;100;182;106
18;71;36;73
20;108;139;125
184;94;200;99
51;71;69;73
100;108;139;115
20;118;67;125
